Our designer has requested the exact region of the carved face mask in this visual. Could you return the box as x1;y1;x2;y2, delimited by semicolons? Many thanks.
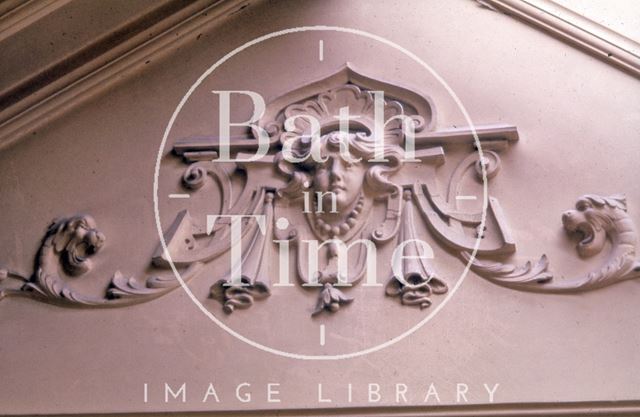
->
312;149;367;213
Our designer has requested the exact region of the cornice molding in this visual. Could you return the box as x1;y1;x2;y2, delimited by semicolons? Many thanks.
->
14;400;640;416
0;0;72;44
0;0;258;152
2;0;637;152
478;0;640;79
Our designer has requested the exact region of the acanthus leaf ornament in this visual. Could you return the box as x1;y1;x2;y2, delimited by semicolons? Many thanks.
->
466;194;640;292
462;252;553;288
1;64;639;319
0;214;203;306
168;64;519;315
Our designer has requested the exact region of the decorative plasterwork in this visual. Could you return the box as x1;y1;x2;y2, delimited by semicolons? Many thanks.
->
166;64;524;316
478;0;640;78
0;214;203;306
385;190;448;309
1;64;638;315
468;194;640;292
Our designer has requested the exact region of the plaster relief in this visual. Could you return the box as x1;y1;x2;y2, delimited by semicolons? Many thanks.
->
468;194;640;292
1;65;638;317
0;214;203;306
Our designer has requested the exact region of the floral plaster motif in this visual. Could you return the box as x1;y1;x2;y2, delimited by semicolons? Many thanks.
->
2;65;638;316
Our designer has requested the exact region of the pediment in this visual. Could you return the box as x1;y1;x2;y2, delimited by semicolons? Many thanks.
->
1;2;639;415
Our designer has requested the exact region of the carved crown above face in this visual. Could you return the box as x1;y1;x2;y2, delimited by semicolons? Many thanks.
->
1;64;638;322
276;83;428;148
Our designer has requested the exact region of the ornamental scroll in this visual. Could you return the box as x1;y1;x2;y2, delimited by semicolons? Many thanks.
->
1;64;638;316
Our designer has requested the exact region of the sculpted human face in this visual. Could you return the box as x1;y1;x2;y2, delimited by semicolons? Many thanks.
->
313;150;367;213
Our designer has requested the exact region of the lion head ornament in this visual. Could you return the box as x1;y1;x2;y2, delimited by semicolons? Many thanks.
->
549;194;640;290
468;194;640;293
48;215;106;276
562;194;631;258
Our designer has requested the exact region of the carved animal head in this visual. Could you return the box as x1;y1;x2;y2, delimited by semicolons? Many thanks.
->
49;215;105;276
561;194;627;258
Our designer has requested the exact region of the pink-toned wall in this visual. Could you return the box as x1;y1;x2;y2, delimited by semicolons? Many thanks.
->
0;0;639;415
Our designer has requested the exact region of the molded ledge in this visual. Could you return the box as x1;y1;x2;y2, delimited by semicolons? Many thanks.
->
23;400;640;417
478;0;640;79
0;0;260;152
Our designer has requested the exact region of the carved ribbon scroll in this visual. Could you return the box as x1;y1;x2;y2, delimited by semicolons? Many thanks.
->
1;64;638;319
